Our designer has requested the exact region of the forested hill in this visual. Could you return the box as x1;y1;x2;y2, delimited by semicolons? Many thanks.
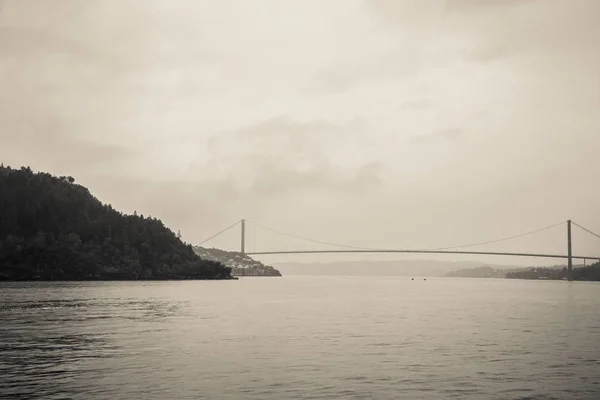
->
0;165;232;280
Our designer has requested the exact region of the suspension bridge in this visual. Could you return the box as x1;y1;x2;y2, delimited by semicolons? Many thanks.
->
199;219;600;281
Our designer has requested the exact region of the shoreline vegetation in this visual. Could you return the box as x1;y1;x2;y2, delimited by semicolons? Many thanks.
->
0;165;234;281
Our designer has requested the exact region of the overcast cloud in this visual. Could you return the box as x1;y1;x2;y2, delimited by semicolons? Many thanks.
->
1;0;599;264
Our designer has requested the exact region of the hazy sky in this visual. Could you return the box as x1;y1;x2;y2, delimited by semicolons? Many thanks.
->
1;0;599;263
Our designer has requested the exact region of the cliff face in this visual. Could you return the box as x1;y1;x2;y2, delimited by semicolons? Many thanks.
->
193;246;282;277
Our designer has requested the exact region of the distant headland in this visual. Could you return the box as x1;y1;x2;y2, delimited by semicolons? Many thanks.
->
446;264;600;281
193;246;282;277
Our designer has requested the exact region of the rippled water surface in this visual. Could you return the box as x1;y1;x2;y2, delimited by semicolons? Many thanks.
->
1;277;600;399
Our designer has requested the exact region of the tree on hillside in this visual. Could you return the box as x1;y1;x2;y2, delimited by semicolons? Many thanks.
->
0;165;232;281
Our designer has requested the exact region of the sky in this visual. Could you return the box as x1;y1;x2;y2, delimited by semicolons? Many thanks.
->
1;0;599;264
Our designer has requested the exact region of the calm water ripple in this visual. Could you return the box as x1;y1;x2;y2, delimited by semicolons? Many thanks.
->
1;277;599;399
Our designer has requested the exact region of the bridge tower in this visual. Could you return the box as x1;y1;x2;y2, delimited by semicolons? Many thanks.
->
241;219;246;255
567;219;573;281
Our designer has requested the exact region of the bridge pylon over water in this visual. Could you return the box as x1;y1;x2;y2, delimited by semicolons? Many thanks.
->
200;219;600;281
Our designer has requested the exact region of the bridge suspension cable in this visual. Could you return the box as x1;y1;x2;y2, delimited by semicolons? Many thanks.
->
199;220;240;245
572;222;600;241
245;220;375;250
246;219;567;253
425;221;567;251
199;218;593;262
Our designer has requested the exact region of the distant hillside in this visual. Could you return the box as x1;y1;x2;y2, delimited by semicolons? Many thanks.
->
445;266;516;278
506;263;600;280
193;246;282;277
273;260;516;277
0;165;233;280
445;263;600;280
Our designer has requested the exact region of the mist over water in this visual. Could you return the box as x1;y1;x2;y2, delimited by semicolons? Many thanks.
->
1;276;600;399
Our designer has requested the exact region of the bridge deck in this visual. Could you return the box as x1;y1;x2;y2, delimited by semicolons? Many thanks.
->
246;249;600;261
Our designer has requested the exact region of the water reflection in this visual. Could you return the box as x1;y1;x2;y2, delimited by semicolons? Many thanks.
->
1;279;599;399
0;332;113;398
0;284;185;399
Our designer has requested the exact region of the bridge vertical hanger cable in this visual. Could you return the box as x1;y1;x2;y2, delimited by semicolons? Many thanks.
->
425;221;567;251
245;220;377;250
246;219;568;253
572;222;600;241
199;220;241;246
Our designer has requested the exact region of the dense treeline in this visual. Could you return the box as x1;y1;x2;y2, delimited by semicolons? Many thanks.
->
506;263;600;281
0;165;232;280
